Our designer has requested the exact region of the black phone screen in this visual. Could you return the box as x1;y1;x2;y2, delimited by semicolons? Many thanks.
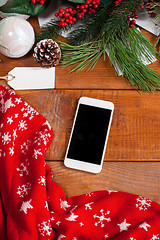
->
67;103;112;165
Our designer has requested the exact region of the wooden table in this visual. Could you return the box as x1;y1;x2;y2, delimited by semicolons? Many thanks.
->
1;17;160;203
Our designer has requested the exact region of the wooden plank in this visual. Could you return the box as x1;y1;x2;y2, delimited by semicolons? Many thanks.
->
0;18;159;90
47;161;160;204
4;89;160;161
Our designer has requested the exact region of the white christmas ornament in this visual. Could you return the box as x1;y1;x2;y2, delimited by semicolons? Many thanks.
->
0;16;35;58
0;0;8;7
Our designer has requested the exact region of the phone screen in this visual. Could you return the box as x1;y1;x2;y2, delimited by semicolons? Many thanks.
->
67;103;112;165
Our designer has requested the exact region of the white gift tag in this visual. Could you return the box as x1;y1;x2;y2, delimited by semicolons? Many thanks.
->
7;67;55;90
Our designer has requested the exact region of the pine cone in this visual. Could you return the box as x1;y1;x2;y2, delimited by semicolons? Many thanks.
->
33;39;61;68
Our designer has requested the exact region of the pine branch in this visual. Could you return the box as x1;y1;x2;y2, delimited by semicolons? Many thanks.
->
67;0;144;45
67;0;114;44
60;26;160;92
60;40;105;72
149;2;160;17
108;27;160;92
36;0;160;92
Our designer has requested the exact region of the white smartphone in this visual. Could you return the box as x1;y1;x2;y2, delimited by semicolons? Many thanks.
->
64;97;114;174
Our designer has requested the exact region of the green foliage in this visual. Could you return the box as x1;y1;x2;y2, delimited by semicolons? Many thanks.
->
67;0;144;44
61;27;160;92
107;27;160;92
149;1;160;17
36;0;160;92
60;40;105;72
61;0;160;92
67;0;114;44
0;0;51;16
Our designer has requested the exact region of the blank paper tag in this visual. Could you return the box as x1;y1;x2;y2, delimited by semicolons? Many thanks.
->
8;67;55;90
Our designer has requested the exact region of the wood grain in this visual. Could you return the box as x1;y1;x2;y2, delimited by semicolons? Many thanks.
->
1;16;160;204
47;161;160;204
6;89;160;162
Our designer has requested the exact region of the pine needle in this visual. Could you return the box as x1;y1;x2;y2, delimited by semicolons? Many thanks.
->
60;26;160;92
60;40;104;72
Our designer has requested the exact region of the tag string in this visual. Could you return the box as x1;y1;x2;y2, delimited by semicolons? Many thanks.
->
0;74;15;82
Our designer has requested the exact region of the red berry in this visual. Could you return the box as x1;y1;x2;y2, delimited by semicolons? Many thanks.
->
131;20;136;25
135;15;139;19
69;20;73;24
59;8;64;13
31;0;36;4
84;4;88;8
58;13;63;17
69;16;73;20
60;18;65;22
81;5;85;9
88;11;92;14
66;19;69;23
83;9;87;13
40;0;44;4
69;8;72;12
58;23;62;27
61;22;65;27
65;8;69;13
64;22;67;27
92;1;96;5
94;4;98;8
78;14;83;18
55;13;58;17
115;1;119;4
72;17;76;22
64;13;69;18
129;24;134;28
86;0;90;4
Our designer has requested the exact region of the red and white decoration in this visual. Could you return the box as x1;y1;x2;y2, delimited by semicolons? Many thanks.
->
0;85;160;240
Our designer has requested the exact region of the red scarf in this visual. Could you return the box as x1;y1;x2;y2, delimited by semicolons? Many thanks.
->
0;85;160;240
